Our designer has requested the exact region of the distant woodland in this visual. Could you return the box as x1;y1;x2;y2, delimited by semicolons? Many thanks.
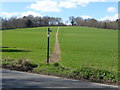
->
1;15;119;30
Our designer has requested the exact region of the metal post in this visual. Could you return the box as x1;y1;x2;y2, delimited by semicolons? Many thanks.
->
46;28;52;63
47;28;50;63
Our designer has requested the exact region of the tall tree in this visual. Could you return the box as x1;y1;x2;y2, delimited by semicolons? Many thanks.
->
69;16;75;26
26;19;32;27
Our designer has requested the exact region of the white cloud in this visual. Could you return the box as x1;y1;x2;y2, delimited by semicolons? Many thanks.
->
0;0;119;2
1;11;42;18
69;0;105;6
80;15;92;19
28;0;61;12
1;12;20;18
99;14;118;21
105;0;119;1
59;1;77;8
28;0;107;13
107;7;116;13
21;11;42;17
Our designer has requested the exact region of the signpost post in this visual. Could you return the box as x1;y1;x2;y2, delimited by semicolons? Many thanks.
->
47;28;52;63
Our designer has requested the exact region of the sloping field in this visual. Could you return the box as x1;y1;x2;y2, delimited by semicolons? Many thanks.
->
2;26;118;72
2;27;57;64
59;27;118;72
2;26;119;83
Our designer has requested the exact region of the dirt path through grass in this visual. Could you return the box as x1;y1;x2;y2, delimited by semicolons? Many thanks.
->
50;27;60;62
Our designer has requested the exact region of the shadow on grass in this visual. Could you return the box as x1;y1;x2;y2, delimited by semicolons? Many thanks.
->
0;47;16;48
0;48;30;52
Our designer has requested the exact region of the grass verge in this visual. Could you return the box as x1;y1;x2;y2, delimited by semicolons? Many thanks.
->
2;58;119;85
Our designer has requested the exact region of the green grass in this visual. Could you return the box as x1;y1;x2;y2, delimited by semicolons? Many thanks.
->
2;26;118;72
59;27;118;72
2;27;57;64
2;26;119;83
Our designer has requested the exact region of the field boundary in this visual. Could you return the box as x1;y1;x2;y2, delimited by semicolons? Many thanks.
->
49;27;60;62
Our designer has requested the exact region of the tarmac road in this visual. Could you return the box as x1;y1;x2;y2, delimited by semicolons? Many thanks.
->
0;69;119;88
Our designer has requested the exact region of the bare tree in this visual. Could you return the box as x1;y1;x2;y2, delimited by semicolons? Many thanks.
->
69;16;76;26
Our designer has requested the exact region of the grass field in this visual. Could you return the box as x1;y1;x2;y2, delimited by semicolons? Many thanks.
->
59;27;118;72
2;27;57;64
2;26;118;72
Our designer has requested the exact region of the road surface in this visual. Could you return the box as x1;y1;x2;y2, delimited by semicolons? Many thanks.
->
1;69;119;88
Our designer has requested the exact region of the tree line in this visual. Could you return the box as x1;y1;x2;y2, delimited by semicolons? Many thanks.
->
69;16;119;30
1;15;65;30
1;15;119;30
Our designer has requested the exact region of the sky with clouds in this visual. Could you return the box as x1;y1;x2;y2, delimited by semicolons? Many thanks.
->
0;0;119;22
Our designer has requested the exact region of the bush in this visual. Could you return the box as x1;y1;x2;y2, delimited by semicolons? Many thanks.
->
71;67;119;83
2;58;38;71
53;62;59;67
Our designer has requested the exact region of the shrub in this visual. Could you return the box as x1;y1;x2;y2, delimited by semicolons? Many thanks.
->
53;62;59;67
71;67;119;83
2;58;38;71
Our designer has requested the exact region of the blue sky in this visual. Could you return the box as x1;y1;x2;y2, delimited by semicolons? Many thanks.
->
0;0;119;22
